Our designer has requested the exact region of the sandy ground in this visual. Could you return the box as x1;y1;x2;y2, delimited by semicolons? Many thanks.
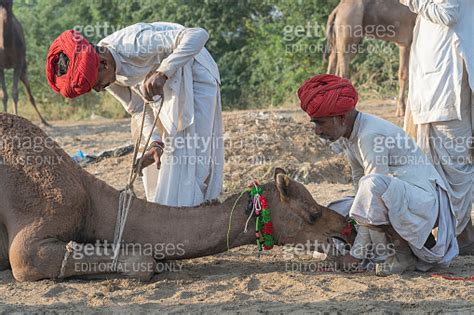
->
1;100;473;314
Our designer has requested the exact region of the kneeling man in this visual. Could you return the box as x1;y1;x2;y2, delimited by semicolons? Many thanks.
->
298;74;458;275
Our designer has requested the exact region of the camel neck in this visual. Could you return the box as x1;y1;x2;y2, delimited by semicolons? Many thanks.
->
82;173;259;259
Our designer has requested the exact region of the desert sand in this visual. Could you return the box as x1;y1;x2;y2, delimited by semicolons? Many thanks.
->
0;100;473;314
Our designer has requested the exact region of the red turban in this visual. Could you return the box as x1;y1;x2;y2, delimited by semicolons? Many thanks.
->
46;30;99;98
298;74;358;118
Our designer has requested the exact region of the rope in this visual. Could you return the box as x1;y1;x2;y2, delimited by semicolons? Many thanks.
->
58;241;78;278
110;96;164;267
243;201;255;233
226;189;248;252
431;273;474;281
244;183;262;233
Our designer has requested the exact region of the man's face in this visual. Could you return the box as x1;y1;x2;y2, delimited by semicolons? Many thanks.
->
310;115;347;142
93;59;115;92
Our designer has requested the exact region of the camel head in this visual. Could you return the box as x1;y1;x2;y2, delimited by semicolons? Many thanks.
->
267;168;351;254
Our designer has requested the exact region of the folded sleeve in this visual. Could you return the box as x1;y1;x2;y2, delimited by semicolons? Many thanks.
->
400;0;460;26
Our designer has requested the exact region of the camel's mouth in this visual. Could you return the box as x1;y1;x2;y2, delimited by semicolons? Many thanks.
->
311;235;351;258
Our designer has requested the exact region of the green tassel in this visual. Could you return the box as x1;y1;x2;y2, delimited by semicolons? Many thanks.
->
261;209;270;223
264;234;274;246
251;186;263;196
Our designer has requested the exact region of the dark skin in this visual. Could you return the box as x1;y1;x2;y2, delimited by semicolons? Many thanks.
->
92;46;168;174
310;109;359;142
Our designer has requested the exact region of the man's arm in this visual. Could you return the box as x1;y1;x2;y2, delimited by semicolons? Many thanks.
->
342;143;365;193
358;134;390;177
156;27;209;79
400;0;460;26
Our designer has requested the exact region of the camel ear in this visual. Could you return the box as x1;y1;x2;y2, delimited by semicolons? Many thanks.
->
274;169;290;202
274;167;287;180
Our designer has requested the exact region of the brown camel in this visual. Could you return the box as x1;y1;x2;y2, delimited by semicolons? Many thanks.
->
0;0;49;126
0;113;353;282
326;0;417;117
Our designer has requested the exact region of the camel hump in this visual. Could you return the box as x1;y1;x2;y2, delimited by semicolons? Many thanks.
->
0;113;89;219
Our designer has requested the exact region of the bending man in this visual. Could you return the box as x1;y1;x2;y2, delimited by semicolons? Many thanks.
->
299;74;458;275
46;22;224;207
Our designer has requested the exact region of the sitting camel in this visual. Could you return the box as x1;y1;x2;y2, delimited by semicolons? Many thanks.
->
0;113;353;282
326;0;417;117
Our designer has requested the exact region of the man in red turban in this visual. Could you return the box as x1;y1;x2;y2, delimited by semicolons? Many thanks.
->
299;74;459;276
46;30;101;98
298;74;359;142
46;23;224;209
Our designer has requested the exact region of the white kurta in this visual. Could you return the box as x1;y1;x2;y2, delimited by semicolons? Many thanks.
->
328;113;458;268
402;0;474;123
402;0;474;235
98;22;224;207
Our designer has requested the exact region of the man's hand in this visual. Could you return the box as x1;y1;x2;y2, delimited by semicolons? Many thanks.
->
133;141;164;176
143;72;168;101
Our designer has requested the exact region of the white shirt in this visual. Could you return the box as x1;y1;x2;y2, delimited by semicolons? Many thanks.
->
98;22;220;139
341;112;445;194
341;112;449;249
402;0;474;124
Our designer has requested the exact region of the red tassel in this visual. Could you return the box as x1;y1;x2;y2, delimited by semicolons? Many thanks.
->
260;196;268;209
262;222;273;234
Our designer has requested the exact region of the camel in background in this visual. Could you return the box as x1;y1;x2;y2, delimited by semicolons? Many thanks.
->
326;0;417;117
0;0;49;126
0;113;353;282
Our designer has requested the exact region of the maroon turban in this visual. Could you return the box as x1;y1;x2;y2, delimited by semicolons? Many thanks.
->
46;30;99;98
298;74;358;118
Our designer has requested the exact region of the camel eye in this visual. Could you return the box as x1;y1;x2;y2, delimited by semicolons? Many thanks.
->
309;212;321;224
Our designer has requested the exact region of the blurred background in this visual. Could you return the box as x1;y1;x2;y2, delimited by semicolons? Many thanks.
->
13;0;400;121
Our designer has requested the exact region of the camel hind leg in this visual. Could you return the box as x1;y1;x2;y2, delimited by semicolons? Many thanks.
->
0;68;8;112
396;45;410;117
12;66;20;116
333;1;364;78
20;66;50;127
9;229;155;282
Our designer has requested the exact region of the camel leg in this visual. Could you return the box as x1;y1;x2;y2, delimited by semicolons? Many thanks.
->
403;101;417;139
0;68;8;112
20;69;50;127
9;231;156;282
327;49;337;74
0;224;9;271
12;66;20;115
396;45;410;117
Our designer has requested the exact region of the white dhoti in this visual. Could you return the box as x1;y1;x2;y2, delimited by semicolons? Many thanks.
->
416;65;474;236
142;61;224;207
328;174;459;269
